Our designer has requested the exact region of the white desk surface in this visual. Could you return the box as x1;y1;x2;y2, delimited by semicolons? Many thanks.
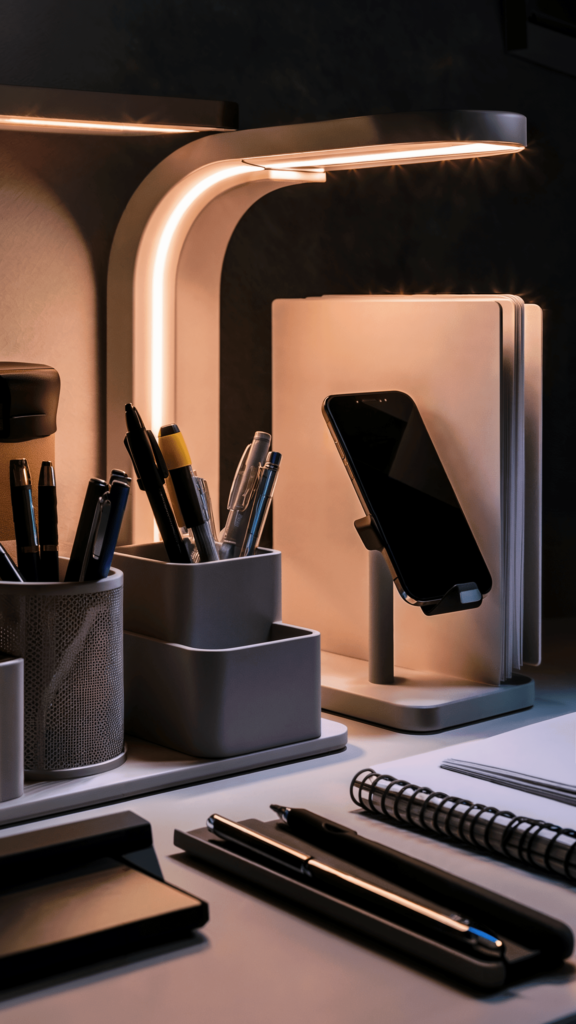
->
2;619;576;1024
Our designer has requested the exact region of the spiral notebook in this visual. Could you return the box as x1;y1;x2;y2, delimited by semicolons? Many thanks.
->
351;712;576;882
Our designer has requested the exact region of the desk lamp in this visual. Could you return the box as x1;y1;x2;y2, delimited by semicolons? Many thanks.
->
105;109;526;542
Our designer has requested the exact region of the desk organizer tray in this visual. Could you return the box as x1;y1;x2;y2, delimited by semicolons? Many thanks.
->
174;818;570;991
116;543;322;758
0;811;208;990
0;720;348;828
124;623;321;758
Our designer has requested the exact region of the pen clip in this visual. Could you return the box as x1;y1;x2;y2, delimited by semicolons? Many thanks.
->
147;430;169;480
124;435;145;491
92;499;112;560
79;493;109;582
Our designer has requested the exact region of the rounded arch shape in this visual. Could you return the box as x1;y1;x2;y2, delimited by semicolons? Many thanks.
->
106;110;526;541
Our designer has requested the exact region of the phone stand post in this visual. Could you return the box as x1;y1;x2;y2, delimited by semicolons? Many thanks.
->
320;518;535;733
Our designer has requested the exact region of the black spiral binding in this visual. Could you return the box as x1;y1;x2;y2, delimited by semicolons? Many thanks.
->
350;768;576;882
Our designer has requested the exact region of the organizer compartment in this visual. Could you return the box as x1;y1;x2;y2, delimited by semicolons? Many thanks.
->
124;622;321;759
113;542;281;648
0;563;125;779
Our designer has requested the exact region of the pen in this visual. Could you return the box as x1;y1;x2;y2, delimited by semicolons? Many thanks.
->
0;542;24;582
219;431;271;559
109;468;131;486
9;459;40;582
38;461;59;582
124;404;192;564
158;424;219;563
239;452;282;557
206;814;503;957
65;478;109;582
84;479;130;581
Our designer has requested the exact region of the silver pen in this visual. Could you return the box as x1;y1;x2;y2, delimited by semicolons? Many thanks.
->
206;814;504;957
219;431;271;558
239;452;282;557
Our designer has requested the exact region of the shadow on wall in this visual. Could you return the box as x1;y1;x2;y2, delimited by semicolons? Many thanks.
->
0;129;192;548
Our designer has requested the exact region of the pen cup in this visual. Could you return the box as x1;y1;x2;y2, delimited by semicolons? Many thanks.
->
114;543;321;758
0;563;125;779
113;542;281;648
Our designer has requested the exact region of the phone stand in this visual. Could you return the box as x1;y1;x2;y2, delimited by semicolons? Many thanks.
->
320;517;535;733
354;515;483;616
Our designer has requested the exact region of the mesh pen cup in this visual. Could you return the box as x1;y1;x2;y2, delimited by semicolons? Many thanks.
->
0;565;125;779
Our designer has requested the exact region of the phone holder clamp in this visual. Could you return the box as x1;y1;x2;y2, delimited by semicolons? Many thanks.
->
354;515;483;616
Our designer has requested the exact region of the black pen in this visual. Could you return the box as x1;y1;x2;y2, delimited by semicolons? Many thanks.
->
124;404;191;564
239;452;282;557
158;424;219;563
84;479;130;581
10;459;40;581
109;468;131;486
0;542;24;582
38;461;59;582
207;814;503;958
65;478;109;582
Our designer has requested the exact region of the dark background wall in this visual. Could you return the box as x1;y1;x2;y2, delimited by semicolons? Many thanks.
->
0;0;574;613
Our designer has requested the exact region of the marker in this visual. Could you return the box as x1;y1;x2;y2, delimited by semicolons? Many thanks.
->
158;424;219;563
124;404;191;564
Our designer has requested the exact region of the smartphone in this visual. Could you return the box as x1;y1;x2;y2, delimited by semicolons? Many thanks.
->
322;390;492;606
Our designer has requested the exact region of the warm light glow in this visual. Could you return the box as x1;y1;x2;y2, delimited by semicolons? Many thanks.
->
253;141;524;172
150;165;271;434
0;114;197;134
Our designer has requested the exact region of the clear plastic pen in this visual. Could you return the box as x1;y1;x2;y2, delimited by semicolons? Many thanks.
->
239;452;282;557
219;431;271;558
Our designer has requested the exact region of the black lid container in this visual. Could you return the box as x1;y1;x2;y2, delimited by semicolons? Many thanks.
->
0;361;60;541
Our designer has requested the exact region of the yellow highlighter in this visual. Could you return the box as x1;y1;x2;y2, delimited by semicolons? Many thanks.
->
158;425;219;563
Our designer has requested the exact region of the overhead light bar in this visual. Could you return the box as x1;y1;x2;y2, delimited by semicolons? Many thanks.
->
248;140;524;173
0;84;238;136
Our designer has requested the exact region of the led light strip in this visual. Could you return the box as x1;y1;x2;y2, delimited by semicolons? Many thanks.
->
0;115;196;134
149;163;266;434
260;141;524;171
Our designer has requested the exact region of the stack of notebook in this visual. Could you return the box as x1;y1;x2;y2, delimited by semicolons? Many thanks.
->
272;294;542;684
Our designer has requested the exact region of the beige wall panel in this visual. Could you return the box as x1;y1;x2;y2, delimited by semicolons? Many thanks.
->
0;145;99;548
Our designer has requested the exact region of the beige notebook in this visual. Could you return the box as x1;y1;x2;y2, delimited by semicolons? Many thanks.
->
272;295;541;685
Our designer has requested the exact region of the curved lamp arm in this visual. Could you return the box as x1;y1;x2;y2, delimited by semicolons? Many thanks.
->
107;110;526;542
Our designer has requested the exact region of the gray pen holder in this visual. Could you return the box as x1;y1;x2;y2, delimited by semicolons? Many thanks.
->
0;563;125;779
113;542;281;647
115;543;320;758
124;623;321;759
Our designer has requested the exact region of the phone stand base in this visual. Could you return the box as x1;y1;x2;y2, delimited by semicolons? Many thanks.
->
321;651;534;732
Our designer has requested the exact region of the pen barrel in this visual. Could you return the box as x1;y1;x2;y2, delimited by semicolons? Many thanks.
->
38;484;59;583
148;486;191;564
240;463;281;557
0;544;24;582
10;484;40;582
193;521;219;563
169;467;218;562
306;860;492;955
38;487;58;545
84;483;130;582
66;478;108;582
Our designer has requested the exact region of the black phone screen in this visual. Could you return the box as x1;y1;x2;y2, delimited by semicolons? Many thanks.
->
324;391;492;603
